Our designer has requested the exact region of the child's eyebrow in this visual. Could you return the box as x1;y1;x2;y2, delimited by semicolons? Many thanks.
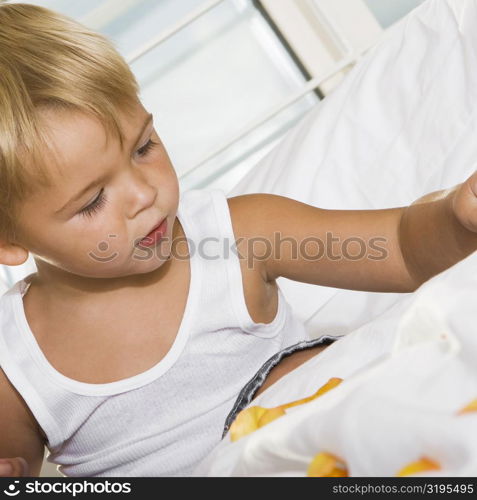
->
54;172;109;215
54;113;153;215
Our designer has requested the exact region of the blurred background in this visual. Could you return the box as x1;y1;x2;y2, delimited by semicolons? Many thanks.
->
0;0;424;477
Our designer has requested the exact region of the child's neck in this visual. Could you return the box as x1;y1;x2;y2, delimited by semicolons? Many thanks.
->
30;259;173;304
29;216;184;303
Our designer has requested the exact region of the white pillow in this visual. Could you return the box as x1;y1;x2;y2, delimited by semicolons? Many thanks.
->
228;0;477;338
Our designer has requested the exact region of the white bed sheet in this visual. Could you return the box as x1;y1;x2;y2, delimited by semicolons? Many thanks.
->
228;0;477;339
194;250;477;476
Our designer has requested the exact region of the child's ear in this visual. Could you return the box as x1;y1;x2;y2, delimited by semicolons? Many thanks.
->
0;240;29;267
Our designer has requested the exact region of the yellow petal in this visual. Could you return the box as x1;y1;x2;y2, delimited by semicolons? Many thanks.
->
307;452;348;477
328;469;348;477
230;406;267;442
281;377;343;411
230;377;344;441
396;457;441;477
457;399;477;415
257;406;286;428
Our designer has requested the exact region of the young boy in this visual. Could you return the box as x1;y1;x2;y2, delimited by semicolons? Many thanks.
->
0;3;476;477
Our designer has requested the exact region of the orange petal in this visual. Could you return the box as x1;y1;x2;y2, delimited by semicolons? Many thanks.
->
230;377;344;442
257;406;286;428
457;399;477;415
307;452;348;477
230;406;267;442
281;377;343;410
230;406;286;441
396;457;441;477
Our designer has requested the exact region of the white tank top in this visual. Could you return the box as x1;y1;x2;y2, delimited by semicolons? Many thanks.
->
0;188;309;477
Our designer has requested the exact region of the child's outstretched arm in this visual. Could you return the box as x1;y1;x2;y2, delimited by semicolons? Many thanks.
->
228;171;477;293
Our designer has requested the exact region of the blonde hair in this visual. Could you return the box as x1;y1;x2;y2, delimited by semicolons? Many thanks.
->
0;2;140;242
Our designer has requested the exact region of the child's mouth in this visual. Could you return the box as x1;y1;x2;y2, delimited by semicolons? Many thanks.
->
138;217;168;247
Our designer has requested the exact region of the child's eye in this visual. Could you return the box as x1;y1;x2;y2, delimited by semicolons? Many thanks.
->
79;188;107;218
136;139;158;158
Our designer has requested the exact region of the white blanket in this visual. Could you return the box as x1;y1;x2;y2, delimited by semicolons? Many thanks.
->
194;250;477;476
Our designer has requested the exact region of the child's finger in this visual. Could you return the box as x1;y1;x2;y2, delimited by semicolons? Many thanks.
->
452;170;477;233
0;457;29;477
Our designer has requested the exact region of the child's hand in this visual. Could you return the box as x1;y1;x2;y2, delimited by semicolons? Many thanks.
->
0;457;29;477
452;170;477;233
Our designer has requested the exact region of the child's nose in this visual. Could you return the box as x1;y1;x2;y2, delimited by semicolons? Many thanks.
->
125;171;158;217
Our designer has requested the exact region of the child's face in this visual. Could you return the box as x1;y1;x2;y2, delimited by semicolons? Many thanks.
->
13;100;180;279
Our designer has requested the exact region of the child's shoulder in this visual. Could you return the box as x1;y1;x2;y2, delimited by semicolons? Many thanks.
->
225;193;298;283
226;194;271;284
224;194;282;325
